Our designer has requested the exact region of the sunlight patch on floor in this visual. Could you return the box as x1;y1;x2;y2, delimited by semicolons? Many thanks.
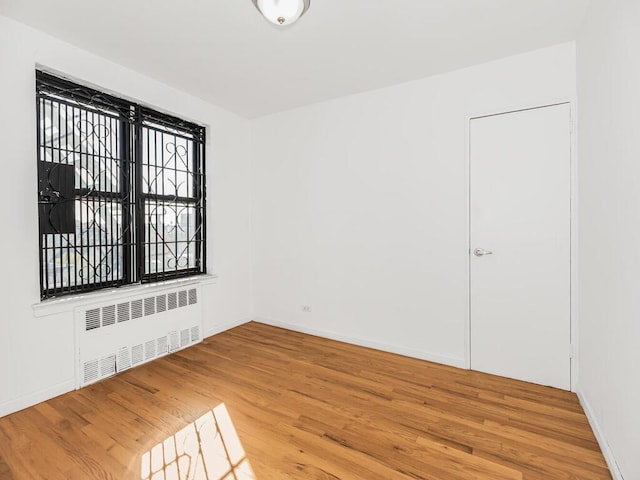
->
141;403;255;480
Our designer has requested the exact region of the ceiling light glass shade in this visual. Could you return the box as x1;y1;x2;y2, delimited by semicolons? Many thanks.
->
252;0;311;26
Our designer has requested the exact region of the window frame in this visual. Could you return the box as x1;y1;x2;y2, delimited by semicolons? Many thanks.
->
36;71;207;300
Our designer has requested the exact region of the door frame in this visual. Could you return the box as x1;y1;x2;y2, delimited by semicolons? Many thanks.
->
463;98;578;392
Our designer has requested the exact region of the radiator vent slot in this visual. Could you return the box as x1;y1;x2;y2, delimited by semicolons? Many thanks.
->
178;290;188;308
168;331;180;352
131;299;143;319
117;302;130;323
156;294;167;313
83;360;99;384
100;355;116;377
188;288;197;305
86;308;100;331
168;292;178;310
180;329;190;348
144;297;155;316
102;305;116;327
157;336;168;355
131;344;144;365
116;347;131;372
145;340;156;360
191;325;201;342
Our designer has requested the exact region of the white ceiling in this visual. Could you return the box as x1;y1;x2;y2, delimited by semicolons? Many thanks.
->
0;0;589;118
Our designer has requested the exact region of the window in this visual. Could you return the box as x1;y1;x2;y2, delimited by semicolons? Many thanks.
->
36;71;206;300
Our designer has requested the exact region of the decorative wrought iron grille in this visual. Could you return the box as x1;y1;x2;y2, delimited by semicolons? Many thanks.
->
36;71;206;299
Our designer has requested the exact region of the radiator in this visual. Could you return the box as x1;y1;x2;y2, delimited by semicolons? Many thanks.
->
74;285;203;388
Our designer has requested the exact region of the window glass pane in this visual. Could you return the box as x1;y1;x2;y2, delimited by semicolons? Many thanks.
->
38;85;129;297
142;128;194;198
40;98;122;193
42;200;125;289
76;199;125;283
145;201;201;275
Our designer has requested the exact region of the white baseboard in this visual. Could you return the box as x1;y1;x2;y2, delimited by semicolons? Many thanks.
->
255;317;466;369
0;379;75;418
205;317;253;339
576;387;625;480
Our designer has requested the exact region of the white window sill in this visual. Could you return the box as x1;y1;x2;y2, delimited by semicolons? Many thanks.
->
32;274;218;318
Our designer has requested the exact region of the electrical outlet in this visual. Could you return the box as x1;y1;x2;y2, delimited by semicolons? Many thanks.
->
302;305;311;313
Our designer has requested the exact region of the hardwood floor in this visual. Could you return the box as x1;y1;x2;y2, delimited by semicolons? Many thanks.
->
0;322;610;479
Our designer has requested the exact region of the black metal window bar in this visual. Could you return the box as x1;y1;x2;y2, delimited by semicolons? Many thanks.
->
36;71;206;300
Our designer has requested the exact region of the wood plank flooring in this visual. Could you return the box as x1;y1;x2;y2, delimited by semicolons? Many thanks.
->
0;322;610;479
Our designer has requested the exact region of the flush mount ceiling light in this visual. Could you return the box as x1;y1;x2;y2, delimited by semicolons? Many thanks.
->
252;0;311;26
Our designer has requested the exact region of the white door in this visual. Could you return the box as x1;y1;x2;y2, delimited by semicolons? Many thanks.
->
470;103;571;390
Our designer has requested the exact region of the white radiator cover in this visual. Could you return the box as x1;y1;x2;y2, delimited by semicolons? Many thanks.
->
74;285;203;388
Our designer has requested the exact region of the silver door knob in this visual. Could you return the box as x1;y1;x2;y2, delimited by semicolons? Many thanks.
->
474;248;493;257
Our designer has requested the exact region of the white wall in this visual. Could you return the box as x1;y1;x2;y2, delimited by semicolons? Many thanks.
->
0;15;253;416
251;43;576;367
6;12;638;478
577;1;640;479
